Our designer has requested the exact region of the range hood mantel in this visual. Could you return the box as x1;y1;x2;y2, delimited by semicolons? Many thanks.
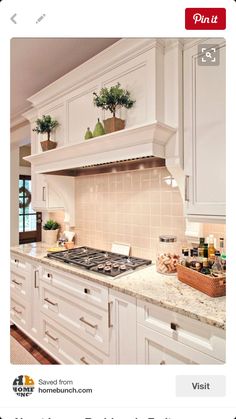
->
24;121;176;174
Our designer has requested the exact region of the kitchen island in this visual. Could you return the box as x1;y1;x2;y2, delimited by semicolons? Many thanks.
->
10;242;226;364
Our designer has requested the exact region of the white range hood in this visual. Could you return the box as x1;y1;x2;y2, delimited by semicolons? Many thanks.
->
24;121;176;174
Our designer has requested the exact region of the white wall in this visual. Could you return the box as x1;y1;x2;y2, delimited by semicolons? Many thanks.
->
10;122;31;245
10;145;19;245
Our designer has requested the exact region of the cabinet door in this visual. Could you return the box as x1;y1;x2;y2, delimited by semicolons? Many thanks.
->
31;172;47;210
109;290;137;364
29;265;41;337
137;325;222;365
184;40;226;220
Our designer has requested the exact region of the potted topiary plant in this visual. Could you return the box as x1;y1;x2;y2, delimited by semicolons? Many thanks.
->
93;83;135;133
33;115;59;151
42;219;60;245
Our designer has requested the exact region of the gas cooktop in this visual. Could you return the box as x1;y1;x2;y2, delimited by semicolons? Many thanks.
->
47;246;152;277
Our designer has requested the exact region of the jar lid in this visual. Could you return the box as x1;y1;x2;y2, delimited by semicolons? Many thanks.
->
159;235;177;243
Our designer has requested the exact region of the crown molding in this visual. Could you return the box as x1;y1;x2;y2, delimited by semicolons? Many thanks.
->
26;39;164;110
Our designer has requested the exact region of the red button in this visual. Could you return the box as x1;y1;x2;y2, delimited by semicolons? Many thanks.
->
185;8;226;30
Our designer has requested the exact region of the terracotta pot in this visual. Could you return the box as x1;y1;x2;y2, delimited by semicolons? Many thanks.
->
40;139;57;152
103;117;125;134
43;229;59;245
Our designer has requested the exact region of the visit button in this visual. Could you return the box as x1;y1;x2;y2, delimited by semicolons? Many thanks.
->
176;375;226;397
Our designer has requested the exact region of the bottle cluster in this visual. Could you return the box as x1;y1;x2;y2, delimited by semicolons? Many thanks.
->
181;235;226;277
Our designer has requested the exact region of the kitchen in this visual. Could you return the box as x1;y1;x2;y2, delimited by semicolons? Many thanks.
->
10;37;226;365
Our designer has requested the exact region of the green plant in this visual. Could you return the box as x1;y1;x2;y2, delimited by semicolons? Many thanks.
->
33;115;59;141
43;219;60;230
93;83;135;117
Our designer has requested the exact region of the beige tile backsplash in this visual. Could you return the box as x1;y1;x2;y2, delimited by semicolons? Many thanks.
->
49;167;226;260
74;167;186;260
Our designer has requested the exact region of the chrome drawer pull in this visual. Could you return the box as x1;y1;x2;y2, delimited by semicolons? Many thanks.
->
185;175;190;202
13;307;22;315
12;279;22;286
79;317;97;329
34;270;39;289
45;330;58;341
80;356;89;365
108;301;113;328
42;186;46;202
44;297;58;306
160;360;166;365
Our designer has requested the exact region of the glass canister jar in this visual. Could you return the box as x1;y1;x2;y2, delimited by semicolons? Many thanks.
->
156;235;180;275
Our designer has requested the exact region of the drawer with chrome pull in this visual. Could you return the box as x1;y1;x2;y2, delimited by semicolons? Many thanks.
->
41;267;108;310
10;253;30;274
10;296;28;330
40;281;111;354
137;301;225;362
41;314;107;364
10;271;28;299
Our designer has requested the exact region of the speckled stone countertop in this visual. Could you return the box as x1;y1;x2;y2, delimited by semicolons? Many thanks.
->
11;243;226;330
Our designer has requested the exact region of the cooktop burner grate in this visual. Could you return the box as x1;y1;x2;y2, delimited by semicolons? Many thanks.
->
47;246;152;277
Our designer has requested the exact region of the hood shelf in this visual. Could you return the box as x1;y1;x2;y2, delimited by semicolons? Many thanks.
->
24;121;176;174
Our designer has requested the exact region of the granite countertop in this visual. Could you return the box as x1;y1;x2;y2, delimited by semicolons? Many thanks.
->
10;243;226;330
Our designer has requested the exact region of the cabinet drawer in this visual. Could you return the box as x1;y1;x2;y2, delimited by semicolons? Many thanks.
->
11;296;28;330
40;314;107;364
41;266;108;309
40;281;109;354
10;254;29;274
10;271;28;300
137;325;222;365
137;301;225;362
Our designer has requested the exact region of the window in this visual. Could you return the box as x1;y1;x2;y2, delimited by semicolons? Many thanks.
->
19;175;36;233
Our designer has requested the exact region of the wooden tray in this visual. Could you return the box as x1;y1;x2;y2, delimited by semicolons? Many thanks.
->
176;264;226;298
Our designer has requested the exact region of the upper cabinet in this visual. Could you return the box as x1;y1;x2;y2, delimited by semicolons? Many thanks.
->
24;39;184;174
25;39;165;154
184;39;226;222
31;172;75;225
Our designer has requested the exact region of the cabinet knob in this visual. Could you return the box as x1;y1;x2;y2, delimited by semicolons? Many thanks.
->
160;360;166;365
47;273;52;279
170;322;179;331
84;288;90;294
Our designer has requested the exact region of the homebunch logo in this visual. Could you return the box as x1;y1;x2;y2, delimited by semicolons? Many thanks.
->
12;375;35;397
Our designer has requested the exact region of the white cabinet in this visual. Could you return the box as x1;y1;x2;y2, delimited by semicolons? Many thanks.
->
31;172;47;210
11;254;41;338
109;290;137;364
184;39;226;221
40;277;110;354
137;324;223;365
10;254;31;333
39;266;111;363
31;172;75;224
31;172;64;211
11;295;29;331
28;264;41;337
40;314;108;364
25;40;165;150
10;254;225;365
137;301;225;364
